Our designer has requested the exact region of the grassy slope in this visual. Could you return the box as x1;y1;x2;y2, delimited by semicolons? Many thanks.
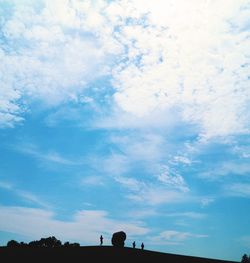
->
0;246;239;263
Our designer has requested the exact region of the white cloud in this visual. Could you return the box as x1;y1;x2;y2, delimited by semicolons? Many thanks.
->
0;0;121;127
0;205;149;244
149;230;208;245
110;0;250;138
1;0;249;138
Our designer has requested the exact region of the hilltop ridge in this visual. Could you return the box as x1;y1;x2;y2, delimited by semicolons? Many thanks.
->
0;246;239;263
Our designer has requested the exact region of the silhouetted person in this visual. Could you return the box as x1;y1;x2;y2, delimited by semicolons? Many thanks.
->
141;242;144;250
132;241;136;248
100;235;103;246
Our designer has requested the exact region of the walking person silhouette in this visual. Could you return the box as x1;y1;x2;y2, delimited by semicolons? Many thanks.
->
100;235;103;246
132;241;136;248
141;242;144;250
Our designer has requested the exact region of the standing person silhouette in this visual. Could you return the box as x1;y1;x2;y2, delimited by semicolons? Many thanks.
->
141;242;144;250
132;241;136;248
100;235;103;246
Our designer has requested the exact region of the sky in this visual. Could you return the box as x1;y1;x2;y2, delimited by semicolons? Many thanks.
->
0;0;250;261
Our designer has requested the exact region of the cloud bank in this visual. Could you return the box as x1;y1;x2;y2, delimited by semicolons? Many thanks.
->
0;205;148;244
0;0;249;138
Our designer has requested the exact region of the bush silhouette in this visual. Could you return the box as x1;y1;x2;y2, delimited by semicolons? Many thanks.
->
7;240;20;247
6;236;80;248
63;241;80;247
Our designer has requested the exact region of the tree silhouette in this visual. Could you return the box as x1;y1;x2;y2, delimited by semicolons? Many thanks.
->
29;236;61;247
241;254;250;263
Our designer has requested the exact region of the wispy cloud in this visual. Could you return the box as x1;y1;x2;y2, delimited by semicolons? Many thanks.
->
165;212;207;220
127;209;206;221
0;181;13;190
88;153;130;178
238;235;250;248
15;190;50;209
114;176;142;192
13;142;81;165
225;183;250;198
199;161;250;180
80;176;105;187
0;180;50;208
200;197;215;208
127;188;188;206
114;176;190;206
148;230;208;245
233;144;250;159
109;132;166;163
156;165;189;193
127;208;159;219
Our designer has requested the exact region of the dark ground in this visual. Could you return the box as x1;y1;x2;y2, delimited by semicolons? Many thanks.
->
0;246;239;263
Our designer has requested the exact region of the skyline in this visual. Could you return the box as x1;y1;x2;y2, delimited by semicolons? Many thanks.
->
0;0;250;261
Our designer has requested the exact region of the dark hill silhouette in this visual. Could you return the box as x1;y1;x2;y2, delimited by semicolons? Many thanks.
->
0;246;239;263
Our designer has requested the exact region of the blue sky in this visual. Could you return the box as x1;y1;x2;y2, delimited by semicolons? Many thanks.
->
0;0;250;261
